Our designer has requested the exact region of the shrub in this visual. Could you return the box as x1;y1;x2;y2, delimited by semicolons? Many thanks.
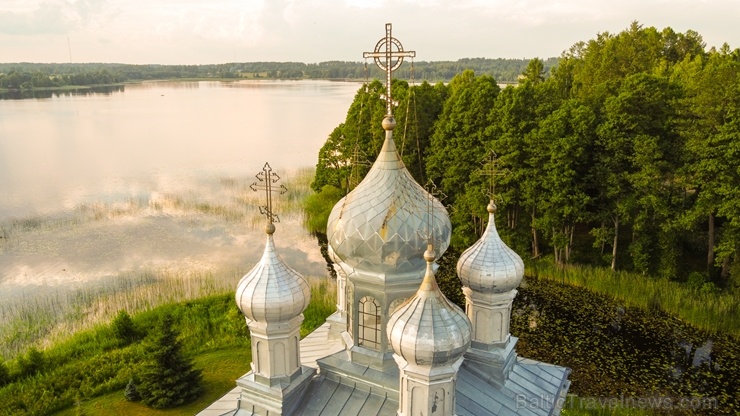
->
0;357;9;386
17;347;45;378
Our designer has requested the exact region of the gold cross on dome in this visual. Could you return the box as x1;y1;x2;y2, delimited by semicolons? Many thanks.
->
249;162;287;223
363;23;415;117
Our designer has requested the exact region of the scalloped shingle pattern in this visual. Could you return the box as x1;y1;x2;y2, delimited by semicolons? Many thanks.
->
457;205;524;293
327;136;451;275
235;233;311;323
387;260;471;366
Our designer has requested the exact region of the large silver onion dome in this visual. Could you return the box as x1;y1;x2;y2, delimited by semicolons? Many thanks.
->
327;117;451;275
457;201;524;293
236;223;311;323
387;246;471;366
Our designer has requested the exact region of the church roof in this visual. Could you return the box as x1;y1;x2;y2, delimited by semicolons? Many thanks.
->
235;223;311;323
326;117;451;276
387;246;471;366
457;202;524;293
199;321;570;416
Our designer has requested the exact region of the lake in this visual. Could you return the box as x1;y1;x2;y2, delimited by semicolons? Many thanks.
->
0;80;359;302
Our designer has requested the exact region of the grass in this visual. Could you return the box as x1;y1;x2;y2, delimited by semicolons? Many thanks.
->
53;347;251;416
528;260;740;336
0;277;336;415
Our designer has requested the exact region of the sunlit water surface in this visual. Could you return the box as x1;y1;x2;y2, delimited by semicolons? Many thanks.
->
0;80;358;301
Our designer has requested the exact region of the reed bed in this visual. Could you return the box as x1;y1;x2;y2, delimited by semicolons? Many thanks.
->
528;261;740;336
0;167;326;360
0;268;335;360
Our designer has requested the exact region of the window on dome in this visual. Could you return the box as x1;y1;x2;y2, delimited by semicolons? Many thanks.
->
358;296;381;350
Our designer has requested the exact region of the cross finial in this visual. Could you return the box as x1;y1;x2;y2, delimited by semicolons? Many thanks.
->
480;151;509;203
417;180;446;248
249;162;287;224
363;23;415;117
349;141;371;190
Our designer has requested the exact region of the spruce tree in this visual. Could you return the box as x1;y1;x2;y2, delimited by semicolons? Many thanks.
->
111;310;138;346
124;378;141;402
137;313;202;409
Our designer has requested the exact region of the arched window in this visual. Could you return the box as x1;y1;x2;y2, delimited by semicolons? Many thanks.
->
358;296;381;350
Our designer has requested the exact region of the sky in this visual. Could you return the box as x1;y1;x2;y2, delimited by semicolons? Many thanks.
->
1;0;739;64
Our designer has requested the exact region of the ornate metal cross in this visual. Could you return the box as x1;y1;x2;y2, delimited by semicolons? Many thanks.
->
417;180;446;247
249;162;287;223
363;23;415;117
480;151;509;202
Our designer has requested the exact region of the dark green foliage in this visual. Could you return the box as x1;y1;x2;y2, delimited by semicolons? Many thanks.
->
17;347;45;378
0;294;251;415
304;185;343;234
0;358;9;387
124;378;141;402
311;22;740;283
435;248;466;309
111;310;138;346
137;313;203;409
512;276;739;414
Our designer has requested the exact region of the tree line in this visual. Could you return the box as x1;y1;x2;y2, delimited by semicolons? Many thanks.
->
0;58;557;90
310;22;740;289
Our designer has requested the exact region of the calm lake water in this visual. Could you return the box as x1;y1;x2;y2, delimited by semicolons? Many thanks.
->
0;80;358;299
0;80;359;218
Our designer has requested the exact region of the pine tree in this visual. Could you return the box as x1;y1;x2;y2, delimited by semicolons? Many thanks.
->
137;313;202;409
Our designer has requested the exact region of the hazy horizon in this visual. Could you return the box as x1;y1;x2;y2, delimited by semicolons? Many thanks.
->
1;1;739;65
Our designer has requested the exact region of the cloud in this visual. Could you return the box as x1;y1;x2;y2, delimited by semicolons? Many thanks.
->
0;0;109;35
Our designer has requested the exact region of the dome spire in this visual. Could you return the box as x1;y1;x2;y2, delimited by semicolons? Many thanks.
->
387;243;471;416
456;152;524;384
234;164;315;414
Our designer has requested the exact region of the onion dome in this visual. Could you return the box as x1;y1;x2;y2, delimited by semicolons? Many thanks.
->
327;116;452;275
236;223;311;322
457;201;524;293
387;246;471;366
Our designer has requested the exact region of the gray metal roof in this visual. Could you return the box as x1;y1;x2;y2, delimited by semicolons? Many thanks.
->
290;353;569;416
199;322;570;416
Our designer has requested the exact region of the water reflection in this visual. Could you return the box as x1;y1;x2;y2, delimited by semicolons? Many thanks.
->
0;80;359;218
0;85;124;100
0;80;358;294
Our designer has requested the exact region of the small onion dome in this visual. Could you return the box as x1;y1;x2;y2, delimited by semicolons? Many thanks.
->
326;116;451;275
457;201;524;293
235;223;311;323
387;246;471;366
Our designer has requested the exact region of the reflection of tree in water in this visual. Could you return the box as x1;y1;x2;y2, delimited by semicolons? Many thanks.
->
0;85;124;100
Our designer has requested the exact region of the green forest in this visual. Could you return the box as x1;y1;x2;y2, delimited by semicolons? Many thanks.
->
0;58;556;91
310;22;740;289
